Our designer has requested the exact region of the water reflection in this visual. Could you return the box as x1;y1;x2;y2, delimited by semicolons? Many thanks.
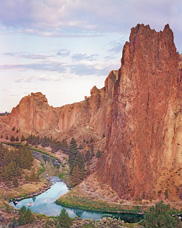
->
10;150;144;222
74;209;84;218
10;179;103;219
32;196;36;202
10;178;144;222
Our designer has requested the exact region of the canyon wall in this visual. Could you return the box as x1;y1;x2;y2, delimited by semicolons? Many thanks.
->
7;70;119;141
9;92;60;135
2;24;182;200
98;24;182;200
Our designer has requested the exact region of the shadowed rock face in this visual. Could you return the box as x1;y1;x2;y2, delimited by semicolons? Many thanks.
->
97;24;181;200
2;24;182;201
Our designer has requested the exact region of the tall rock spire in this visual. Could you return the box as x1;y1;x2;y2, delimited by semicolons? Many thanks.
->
98;24;181;200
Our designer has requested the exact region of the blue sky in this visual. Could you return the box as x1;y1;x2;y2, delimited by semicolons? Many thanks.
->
0;0;182;112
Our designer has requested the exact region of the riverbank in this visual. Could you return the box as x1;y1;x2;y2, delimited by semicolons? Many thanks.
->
0;177;51;226
0;178;50;203
57;173;182;217
56;173;146;215
56;183;145;215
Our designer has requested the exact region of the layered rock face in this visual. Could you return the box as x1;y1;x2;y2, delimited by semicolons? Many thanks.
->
9;92;60;134
7;70;119;140
58;70;119;137
98;24;181;200
2;24;182;201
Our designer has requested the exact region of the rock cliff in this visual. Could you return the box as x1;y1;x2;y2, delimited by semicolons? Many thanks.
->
1;24;182;201
97;24;182;200
9;92;60;135
5;70;119;144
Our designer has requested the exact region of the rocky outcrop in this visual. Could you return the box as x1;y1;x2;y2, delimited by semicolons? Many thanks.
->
1;24;182;201
51;70;118;137
97;24;182;200
58;79;116;137
6;70;119;141
9;92;60;135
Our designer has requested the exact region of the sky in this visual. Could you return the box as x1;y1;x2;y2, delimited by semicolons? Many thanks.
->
0;0;182;112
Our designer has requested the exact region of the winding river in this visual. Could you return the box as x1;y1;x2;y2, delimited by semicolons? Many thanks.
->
10;177;103;219
10;151;144;222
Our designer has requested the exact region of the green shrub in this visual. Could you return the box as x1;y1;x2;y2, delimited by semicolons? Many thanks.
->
142;201;181;228
96;150;102;159
57;208;72;228
18;206;34;225
12;177;19;187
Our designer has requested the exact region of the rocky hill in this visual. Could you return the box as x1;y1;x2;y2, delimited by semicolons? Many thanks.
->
98;24;182;200
1;24;182;201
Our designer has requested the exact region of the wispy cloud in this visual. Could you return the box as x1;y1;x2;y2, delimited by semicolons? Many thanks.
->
0;61;65;73
108;37;127;54
57;49;70;57
0;59;114;78
15;74;63;83
71;53;98;61
69;62;115;76
3;52;52;60
0;0;181;35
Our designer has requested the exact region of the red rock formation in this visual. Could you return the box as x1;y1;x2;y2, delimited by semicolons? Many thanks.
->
97;24;181;200
1;24;182;201
9;92;60;135
6;69;119;142
58;70;119;137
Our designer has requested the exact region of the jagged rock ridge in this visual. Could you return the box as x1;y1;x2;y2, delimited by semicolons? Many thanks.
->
1;24;182;201
98;24;182;200
5;70;119;144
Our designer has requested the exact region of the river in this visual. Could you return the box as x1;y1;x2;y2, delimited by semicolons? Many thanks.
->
10;150;144;222
10;177;104;219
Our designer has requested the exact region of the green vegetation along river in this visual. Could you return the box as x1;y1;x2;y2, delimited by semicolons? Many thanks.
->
10;177;143;222
10;150;144;223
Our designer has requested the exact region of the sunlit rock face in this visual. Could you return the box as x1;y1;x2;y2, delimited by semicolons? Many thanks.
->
58;70;119;137
9;92;60;134
8;70;119;139
3;24;182;201
98;24;182;200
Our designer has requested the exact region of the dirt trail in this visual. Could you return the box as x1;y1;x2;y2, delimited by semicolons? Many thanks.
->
82;180;182;209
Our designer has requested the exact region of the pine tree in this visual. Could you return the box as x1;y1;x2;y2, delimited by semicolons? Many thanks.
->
21;135;25;142
18;206;34;225
13;177;19;187
90;137;94;143
96;150;102;158
19;145;33;170
24;208;34;223
68;138;87;186
142;201;181;228
85;150;91;162
10;135;15;142
57;208;72;228
68;138;78;174
29;168;38;181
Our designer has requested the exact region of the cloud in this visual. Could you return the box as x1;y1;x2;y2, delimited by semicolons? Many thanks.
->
69;63;115;76
71;53;98;61
15;74;63;83
57;49;70;57
0;0;181;35
4;52;52;60
108;40;124;54
0;61;66;73
0;58;114;78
